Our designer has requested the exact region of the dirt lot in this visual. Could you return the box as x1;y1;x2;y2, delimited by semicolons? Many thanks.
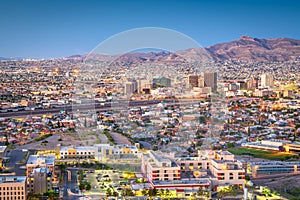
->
252;174;300;199
17;129;108;150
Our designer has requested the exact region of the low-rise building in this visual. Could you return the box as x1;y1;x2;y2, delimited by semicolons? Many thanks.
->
250;161;300;177
141;150;245;192
0;176;27;200
59;146;96;159
94;144;140;160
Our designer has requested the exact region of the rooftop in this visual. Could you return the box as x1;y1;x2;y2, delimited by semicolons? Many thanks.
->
152;179;210;186
0;176;26;184
27;155;55;165
0;146;7;152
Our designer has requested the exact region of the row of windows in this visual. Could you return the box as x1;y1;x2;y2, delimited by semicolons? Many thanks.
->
103;151;138;154
0;191;24;195
0;187;24;191
61;151;93;155
180;162;206;166
0;192;24;195
0;196;25;200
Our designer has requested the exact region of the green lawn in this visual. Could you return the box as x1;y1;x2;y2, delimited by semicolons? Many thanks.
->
228;148;299;160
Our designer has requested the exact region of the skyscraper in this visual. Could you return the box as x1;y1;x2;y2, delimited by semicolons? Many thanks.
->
261;74;274;87
204;72;217;92
188;75;199;88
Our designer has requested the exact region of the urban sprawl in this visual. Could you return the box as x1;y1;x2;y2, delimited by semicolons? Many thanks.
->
0;58;300;200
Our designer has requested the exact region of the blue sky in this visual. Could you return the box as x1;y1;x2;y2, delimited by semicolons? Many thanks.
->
1;0;300;58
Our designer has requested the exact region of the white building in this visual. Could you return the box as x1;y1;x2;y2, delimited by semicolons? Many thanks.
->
261;73;274;87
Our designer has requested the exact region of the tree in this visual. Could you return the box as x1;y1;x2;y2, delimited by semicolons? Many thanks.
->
122;188;135;196
148;188;158;197
141;189;148;196
43;190;58;200
227;142;235;148
106;188;112;197
158;189;165;197
197;187;204;196
165;189;171;197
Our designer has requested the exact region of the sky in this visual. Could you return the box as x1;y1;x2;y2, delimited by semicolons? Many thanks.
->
0;0;300;59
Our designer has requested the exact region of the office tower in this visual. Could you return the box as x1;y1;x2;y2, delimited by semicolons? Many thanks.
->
198;77;205;88
261;74;274;87
124;80;137;95
152;77;171;88
137;79;151;93
188;75;199;88
28;168;53;194
247;77;258;90
204;72;217;92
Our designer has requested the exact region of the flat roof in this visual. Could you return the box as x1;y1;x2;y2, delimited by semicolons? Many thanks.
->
152;179;210;186
0;146;7;152
27;155;55;165
60;146;96;151
0;176;26;184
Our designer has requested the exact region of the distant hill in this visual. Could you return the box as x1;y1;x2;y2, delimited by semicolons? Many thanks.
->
82;36;300;63
204;36;300;62
2;36;300;62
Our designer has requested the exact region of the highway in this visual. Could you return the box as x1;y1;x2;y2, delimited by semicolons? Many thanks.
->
0;99;184;118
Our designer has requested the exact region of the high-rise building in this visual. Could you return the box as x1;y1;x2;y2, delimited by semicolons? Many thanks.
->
261;74;274;87
247;77;258;90
0;176;27;200
152;77;171;88
137;79;151;93
204;72;217;92
124;80;137;95
188;75;199;88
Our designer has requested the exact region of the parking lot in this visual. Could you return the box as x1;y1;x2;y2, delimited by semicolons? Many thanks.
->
82;170;133;198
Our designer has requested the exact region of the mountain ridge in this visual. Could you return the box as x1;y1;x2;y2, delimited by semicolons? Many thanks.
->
3;36;300;62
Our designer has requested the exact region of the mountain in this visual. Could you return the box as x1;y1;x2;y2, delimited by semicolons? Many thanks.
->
2;36;300;62
82;36;300;63
204;36;300;62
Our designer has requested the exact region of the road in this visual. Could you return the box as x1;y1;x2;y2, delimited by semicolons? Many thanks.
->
0;99;187;118
5;149;35;176
62;168;84;200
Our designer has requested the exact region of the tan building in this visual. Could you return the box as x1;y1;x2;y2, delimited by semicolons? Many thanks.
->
204;72;217;92
0;176;27;200
142;150;245;191
59;146;96;159
261;73;274;87
142;151;181;182
26;155;56;192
